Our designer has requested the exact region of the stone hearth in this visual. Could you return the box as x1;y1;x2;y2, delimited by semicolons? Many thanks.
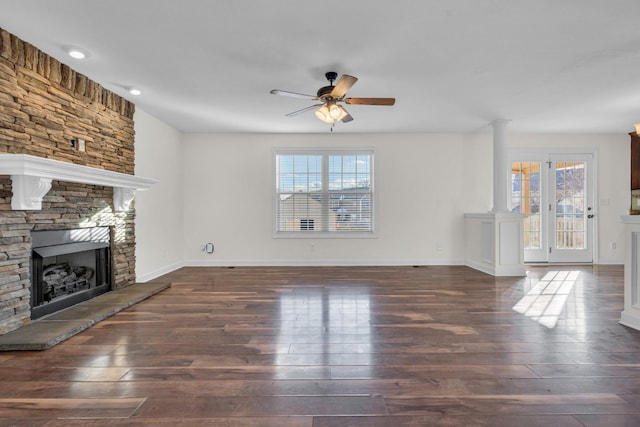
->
0;281;169;351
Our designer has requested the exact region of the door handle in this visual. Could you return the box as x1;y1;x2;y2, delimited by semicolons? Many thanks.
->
587;214;594;219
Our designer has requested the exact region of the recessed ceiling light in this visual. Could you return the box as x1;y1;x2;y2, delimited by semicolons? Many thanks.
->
128;88;142;96
68;50;85;59
65;47;88;59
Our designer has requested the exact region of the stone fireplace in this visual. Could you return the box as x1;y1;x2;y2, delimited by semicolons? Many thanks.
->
0;155;155;333
0;28;156;335
30;227;111;319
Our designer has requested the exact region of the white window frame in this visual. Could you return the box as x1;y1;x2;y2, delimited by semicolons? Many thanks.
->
273;148;375;238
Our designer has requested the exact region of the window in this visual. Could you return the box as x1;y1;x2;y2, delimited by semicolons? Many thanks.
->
300;219;315;230
275;150;374;235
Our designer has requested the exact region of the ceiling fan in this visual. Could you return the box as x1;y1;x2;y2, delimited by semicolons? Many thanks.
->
270;71;395;128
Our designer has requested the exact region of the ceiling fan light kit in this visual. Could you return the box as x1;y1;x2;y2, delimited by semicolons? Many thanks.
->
271;71;395;129
315;105;333;124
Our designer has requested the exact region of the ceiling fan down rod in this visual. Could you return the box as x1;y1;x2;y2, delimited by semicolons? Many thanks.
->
325;71;338;86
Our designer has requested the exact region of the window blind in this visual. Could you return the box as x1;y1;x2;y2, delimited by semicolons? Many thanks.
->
275;150;373;235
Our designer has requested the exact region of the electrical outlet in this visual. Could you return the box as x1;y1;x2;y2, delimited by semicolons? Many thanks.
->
78;139;85;152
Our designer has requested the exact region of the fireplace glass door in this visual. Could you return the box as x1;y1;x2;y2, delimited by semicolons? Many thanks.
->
30;227;111;319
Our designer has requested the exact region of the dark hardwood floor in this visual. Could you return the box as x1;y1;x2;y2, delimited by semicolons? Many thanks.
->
1;264;639;426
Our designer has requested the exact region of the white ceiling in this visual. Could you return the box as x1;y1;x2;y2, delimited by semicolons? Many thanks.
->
2;0;640;134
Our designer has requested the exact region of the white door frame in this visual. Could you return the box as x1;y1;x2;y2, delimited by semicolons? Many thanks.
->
508;148;598;264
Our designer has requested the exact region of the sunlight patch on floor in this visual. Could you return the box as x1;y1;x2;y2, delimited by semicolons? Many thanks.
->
512;270;579;328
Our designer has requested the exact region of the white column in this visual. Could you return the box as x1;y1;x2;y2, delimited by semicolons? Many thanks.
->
463;119;524;277
621;215;640;331
490;119;510;213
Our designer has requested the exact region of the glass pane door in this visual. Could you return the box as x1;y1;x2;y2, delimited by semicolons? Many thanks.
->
511;161;546;262
549;155;593;263
510;153;594;264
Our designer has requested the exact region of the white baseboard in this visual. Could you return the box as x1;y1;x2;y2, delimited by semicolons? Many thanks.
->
137;258;468;282
597;257;624;265
138;257;616;281
181;258;466;267
136;261;185;283
466;259;526;277
465;259;496;276
620;310;640;332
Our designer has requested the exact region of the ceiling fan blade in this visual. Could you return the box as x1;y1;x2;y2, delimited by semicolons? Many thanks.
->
341;112;354;123
270;89;318;100
285;104;324;117
345;97;396;106
331;74;358;98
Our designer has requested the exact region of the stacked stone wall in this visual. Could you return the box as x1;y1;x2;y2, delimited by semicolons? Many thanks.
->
0;28;137;334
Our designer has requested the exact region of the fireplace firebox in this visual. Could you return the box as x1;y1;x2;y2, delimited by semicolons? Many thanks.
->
30;227;111;319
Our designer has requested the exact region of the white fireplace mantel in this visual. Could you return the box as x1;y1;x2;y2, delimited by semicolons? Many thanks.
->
0;154;157;211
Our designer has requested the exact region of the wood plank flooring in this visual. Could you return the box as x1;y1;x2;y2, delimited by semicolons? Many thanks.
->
1;264;639;426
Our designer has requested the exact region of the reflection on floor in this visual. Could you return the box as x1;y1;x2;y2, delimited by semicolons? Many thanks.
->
513;270;580;328
0;264;638;426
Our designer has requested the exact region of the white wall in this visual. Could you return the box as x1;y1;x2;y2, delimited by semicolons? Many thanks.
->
133;116;629;276
181;133;487;266
505;133;629;264
133;109;185;280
